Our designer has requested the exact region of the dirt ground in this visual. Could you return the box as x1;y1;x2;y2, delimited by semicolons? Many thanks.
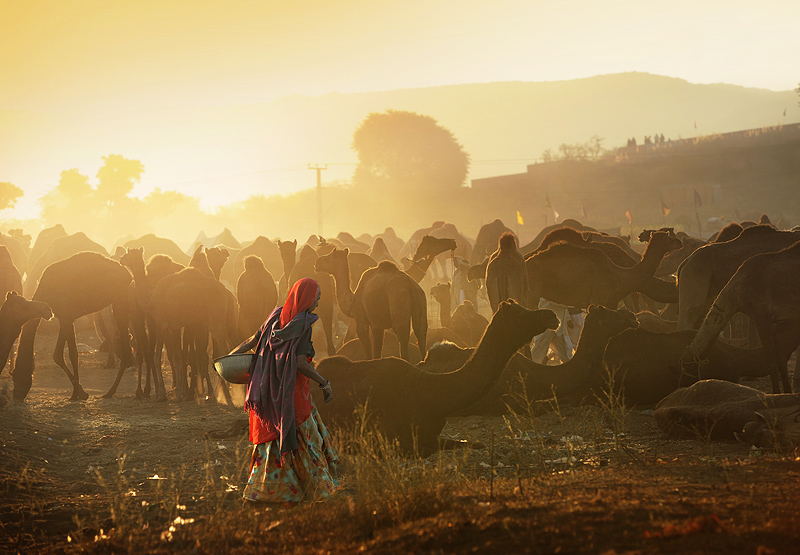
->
2;325;800;554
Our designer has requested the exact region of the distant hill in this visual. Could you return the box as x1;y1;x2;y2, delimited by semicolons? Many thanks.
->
1;72;798;221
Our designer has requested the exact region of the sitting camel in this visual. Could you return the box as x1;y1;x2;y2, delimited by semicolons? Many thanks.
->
603;327;781;406
315;249;428;361
236;255;278;338
676;225;800;330
335;326;466;364
430;282;488;347
683;241;800;393
13;252;133;402
419;306;638;414
525;231;682;310
313;301;559;453
485;232;528;312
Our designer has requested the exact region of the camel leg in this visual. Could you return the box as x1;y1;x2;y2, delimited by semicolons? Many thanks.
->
373;328;386;360
168;330;188;401
195;326;216;402
102;305;134;399
209;339;234;406
356;322;372;360
151;335;167;402
53;323;88;402
393;318;411;362
756;319;789;393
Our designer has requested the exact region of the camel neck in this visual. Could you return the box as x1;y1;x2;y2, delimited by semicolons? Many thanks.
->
435;295;453;328
331;259;355;318
406;255;435;283
419;312;519;417
128;260;147;283
629;240;669;284
690;275;745;359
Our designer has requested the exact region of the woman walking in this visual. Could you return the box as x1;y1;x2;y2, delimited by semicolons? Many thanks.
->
229;277;338;503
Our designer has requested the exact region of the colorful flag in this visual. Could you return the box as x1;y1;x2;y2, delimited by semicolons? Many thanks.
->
580;203;587;219
625;209;632;224
661;201;670;217
516;210;524;225
694;189;702;207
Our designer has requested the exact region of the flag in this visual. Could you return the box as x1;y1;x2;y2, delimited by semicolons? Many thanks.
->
694;189;703;207
553;208;560;223
580;203;587;219
694;121;697;129
625;209;632;224
661;201;670;217
545;195;552;211
516;210;524;225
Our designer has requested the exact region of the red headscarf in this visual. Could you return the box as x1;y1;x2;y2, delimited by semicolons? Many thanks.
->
280;278;320;328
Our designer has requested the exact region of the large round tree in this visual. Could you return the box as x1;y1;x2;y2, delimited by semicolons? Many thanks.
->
351;110;470;192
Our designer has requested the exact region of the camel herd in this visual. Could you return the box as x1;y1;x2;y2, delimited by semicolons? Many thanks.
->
0;215;798;449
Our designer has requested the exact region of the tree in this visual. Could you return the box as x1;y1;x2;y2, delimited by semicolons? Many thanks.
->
96;154;144;206
0;182;23;212
351;110;470;191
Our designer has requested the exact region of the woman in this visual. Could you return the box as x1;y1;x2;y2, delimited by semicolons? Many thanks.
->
229;277;338;503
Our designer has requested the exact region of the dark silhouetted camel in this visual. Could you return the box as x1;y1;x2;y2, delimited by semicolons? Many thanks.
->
486;232;528;312
236;255;278;338
13;252;133;402
313;301;559;453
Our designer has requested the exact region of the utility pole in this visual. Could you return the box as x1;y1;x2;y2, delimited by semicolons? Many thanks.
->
309;164;327;236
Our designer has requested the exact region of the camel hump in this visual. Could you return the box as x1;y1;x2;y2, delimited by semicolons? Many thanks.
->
498;232;518;250
377;260;400;273
244;255;266;271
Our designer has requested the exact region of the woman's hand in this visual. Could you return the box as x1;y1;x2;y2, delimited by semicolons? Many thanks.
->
320;380;334;403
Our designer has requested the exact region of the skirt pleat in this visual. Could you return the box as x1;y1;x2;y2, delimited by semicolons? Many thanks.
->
243;405;339;503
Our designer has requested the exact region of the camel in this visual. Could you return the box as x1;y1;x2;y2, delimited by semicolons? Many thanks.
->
400;222;472;263
367;237;397;264
525;231;682;310
314;249;428;361
0;232;29;281
336;232;370;253
285;243;337;356
653;380;800;442
335;325;466;364
403;235;458;283
24;232;108;297
236;255;278;338
188;246;215;278
520;219;591;255
231;236;283;286
683;241;800;393
0;292;52;377
635;311;677;333
372;227;405;260
313;301;559;453
117;248;166;400
603;326;781;406
205;246;230;281
123;234;191;266
27;224;68;274
471;219;513;265
13;252;133;402
0;246;23;297
485;232;528;312
277;239;297;300
419;306;638;414
430;282;488;347
676;225;800;330
149;267;240;401
709;222;744;243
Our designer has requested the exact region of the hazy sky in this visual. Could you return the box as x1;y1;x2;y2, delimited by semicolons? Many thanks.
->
1;0;798;221
2;0;797;112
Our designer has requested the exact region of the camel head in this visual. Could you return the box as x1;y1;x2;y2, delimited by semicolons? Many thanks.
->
278;239;297;267
494;300;559;348
583;305;638;340
638;228;675;243
411;235;457;264
466;259;488;282
206;247;230;279
314;247;348;276
119;247;145;272
430;282;451;303
316;238;336;256
1;291;53;323
643;230;683;257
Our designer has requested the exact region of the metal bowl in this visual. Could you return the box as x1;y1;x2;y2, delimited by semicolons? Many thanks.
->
213;354;255;384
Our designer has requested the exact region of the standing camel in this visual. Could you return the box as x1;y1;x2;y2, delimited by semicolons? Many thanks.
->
485;232;528;312
403;235;457;283
13;252;133;402
236;255;278;338
683;241;800;393
315;249;428;361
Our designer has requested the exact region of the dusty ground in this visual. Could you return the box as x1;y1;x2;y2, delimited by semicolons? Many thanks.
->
2;325;800;554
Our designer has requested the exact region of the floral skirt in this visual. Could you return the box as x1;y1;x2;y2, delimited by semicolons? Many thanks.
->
243;406;339;503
